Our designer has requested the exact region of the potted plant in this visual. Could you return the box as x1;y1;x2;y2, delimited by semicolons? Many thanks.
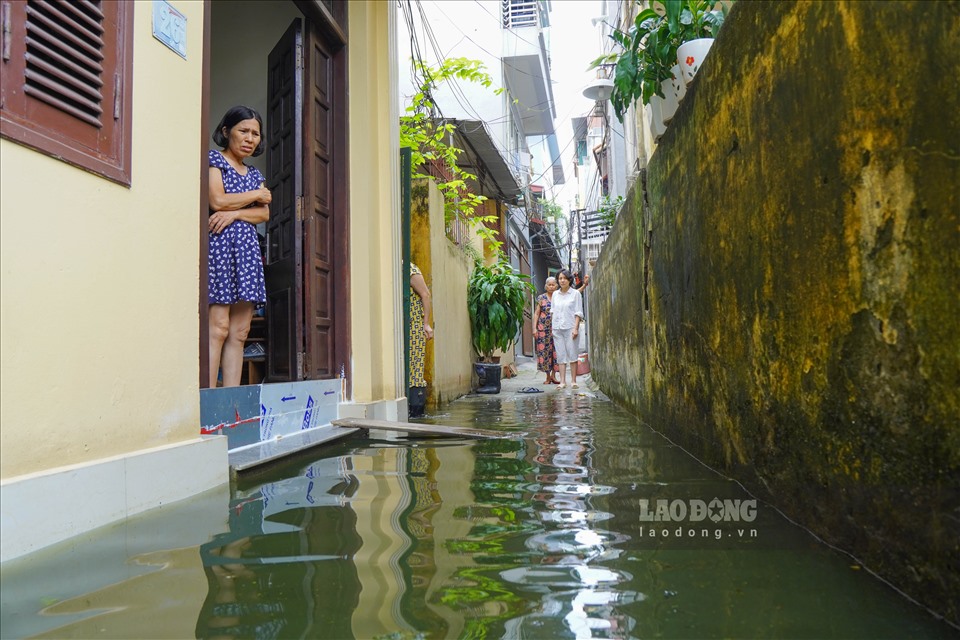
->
590;7;668;123
589;1;731;124
664;0;728;85
467;260;534;394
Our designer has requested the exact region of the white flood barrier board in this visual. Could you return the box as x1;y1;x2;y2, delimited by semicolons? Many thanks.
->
201;379;351;474
259;379;340;441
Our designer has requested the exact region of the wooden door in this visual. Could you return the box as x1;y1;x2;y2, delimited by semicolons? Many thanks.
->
264;19;304;381
302;22;339;379
519;245;534;357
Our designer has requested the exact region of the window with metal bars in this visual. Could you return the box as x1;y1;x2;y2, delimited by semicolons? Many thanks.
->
1;0;132;186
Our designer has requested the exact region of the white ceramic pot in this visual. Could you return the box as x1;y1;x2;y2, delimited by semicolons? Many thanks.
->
660;84;679;124
668;64;687;103
648;95;666;141
678;38;714;85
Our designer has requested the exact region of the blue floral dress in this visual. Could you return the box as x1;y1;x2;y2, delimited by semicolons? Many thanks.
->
208;150;267;306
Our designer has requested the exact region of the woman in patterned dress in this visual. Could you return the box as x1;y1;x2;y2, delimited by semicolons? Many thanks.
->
207;106;272;387
408;263;434;417
533;276;560;384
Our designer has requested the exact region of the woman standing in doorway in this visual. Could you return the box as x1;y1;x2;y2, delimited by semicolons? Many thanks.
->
207;106;272;387
551;270;584;389
533;276;560;385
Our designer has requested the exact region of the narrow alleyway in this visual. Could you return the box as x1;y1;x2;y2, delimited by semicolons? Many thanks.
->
2;364;954;638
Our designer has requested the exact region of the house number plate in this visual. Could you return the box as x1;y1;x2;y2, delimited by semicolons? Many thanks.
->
152;0;187;60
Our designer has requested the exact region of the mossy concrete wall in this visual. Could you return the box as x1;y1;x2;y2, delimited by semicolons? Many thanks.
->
590;0;959;623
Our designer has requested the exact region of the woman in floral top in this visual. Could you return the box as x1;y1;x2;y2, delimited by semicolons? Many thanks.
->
533;276;560;384
408;263;433;416
207;106;271;387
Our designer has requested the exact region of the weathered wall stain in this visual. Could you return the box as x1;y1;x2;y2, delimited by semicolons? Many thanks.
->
591;0;959;623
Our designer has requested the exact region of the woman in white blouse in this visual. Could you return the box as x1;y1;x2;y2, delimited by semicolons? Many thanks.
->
551;270;584;389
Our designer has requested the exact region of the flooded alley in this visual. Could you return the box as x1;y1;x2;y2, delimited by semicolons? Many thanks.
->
1;369;954;639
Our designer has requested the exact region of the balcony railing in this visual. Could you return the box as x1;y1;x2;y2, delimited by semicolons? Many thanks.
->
502;0;539;29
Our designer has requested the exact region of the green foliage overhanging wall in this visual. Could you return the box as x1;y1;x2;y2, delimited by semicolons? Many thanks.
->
400;57;504;254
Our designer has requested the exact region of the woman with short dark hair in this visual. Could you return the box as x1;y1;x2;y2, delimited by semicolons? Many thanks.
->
551;270;584;389
207;106;272;387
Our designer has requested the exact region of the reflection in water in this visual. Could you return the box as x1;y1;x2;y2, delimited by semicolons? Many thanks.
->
2;392;955;639
190;392;956;639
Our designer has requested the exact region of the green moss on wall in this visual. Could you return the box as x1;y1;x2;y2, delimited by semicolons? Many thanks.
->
591;0;959;623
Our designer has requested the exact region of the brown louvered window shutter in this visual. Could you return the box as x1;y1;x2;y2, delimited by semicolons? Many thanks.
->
1;0;133;186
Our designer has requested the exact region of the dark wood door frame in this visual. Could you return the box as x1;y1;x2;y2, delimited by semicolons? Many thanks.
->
300;3;350;389
199;0;212;388
264;20;306;382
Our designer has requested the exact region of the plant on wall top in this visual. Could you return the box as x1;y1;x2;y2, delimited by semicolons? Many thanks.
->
665;0;726;43
400;57;505;253
590;7;666;122
598;195;625;227
589;1;730;122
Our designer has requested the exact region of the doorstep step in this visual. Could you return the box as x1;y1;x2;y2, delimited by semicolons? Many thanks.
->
331;418;516;440
229;425;358;476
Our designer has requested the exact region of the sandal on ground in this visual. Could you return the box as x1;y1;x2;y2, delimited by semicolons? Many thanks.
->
571;383;579;389
557;383;566;389
518;387;544;394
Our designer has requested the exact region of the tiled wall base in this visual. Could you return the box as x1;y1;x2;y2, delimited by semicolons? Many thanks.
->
0;436;228;562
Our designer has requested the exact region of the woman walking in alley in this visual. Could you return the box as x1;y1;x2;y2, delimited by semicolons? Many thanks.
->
551;270;584;389
533;276;560;384
207;106;271;387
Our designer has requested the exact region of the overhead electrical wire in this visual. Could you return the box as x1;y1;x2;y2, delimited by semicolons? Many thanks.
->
404;0;607;218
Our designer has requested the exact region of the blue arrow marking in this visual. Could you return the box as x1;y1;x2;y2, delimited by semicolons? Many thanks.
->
281;395;296;402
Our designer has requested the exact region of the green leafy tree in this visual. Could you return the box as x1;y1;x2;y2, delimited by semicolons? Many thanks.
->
400;58;506;253
540;199;567;249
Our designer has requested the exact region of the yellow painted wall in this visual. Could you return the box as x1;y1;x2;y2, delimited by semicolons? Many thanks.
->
411;180;475;405
0;1;205;479
347;1;402;404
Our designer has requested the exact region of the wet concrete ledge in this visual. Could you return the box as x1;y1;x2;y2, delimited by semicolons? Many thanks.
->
590;0;959;625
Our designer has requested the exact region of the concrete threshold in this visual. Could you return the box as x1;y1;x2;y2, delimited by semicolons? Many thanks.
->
229;424;359;477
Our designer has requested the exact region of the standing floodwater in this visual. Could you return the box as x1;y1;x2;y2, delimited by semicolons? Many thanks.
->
2;387;955;639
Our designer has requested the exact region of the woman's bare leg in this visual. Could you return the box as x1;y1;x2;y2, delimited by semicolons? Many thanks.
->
221;302;254;387
209;304;231;387
571;360;579;385
558;363;567;387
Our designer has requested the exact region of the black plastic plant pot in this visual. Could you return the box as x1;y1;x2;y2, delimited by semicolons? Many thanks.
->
408;386;427;418
474;362;502;394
